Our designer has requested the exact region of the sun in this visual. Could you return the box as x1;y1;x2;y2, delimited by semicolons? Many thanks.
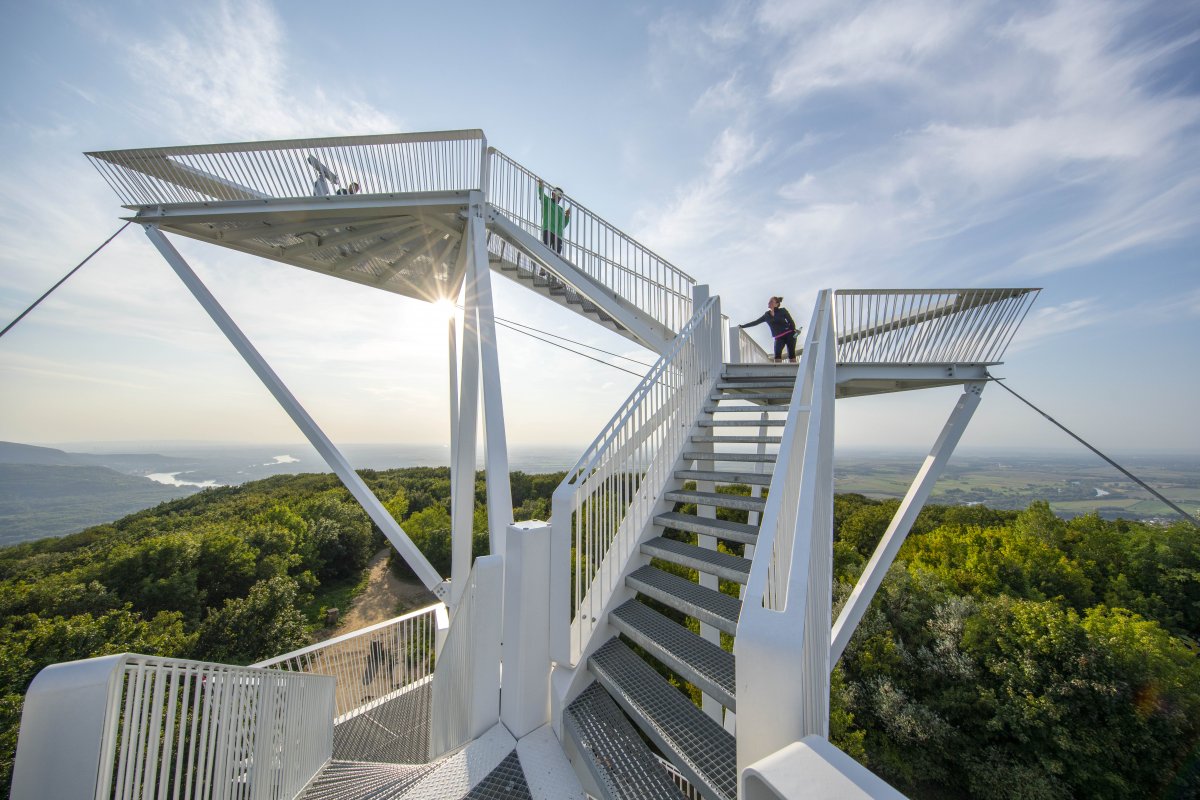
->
432;298;457;318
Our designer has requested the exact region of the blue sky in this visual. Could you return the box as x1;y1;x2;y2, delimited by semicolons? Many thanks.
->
1;0;1197;459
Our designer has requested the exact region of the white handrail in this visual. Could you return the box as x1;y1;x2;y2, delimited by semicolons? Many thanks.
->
550;296;723;666
735;289;837;779
833;288;1039;364
12;653;334;800
254;603;443;722
487;148;696;334
87;130;487;206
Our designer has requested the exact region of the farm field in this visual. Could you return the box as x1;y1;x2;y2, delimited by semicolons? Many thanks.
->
834;452;1200;522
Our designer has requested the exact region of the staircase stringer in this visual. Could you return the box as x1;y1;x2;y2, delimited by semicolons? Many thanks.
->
485;210;674;352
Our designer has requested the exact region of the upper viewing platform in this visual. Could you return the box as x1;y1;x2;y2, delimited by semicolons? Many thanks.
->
87;129;1039;377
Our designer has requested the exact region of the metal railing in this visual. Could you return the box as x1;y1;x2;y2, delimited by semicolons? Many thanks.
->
735;290;837;774
13;653;334;800
86;130;486;207
253;604;444;722
728;322;775;364
551;297;723;666
487;148;696;335
833;288;1039;364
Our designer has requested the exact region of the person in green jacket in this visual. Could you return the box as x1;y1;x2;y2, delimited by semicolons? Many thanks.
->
537;178;571;254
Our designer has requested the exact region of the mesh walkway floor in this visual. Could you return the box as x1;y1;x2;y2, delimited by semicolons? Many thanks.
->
334;683;432;764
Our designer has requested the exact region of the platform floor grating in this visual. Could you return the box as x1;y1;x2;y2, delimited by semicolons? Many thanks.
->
298;760;439;800
564;682;684;800
611;600;736;709
589;639;737;800
333;683;431;764
461;750;534;800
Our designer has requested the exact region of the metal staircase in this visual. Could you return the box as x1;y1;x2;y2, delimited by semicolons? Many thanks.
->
487;232;628;337
564;364;796;800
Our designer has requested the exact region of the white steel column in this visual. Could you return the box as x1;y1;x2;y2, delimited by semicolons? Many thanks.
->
447;303;469;605
830;382;985;665
467;193;514;557
451;242;481;609
144;226;448;599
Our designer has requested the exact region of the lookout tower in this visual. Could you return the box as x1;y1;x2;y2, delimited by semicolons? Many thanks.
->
13;129;1039;800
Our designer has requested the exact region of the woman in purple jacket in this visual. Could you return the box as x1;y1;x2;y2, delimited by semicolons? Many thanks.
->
739;296;799;362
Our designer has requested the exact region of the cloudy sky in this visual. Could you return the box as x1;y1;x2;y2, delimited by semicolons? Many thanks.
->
1;0;1197;461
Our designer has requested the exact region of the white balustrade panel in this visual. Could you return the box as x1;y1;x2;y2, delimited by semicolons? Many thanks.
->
254;603;443;722
550;297;723;667
87;130;487;207
834;288;1039;364
13;653;334;800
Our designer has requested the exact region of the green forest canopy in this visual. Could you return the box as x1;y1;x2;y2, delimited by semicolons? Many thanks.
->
0;468;1195;798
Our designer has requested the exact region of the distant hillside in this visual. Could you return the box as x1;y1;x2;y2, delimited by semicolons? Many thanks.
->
0;441;77;466
0;464;196;545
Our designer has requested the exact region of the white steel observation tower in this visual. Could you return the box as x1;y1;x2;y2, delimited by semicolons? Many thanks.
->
12;130;1039;800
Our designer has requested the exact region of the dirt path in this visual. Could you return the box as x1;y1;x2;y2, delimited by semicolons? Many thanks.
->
331;548;438;637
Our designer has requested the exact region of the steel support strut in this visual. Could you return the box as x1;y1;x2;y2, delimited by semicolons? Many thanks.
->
829;382;985;664
143;226;449;599
467;193;514;556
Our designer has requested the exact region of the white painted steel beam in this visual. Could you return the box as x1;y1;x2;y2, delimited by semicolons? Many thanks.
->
830;382;984;665
144;226;449;599
450;239;480;609
467;195;514;556
124;191;473;224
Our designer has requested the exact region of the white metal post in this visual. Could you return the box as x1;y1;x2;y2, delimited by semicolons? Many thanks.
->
448;310;462;596
467;193;514;557
500;521;552;738
143;227;448;599
830;382;985;665
452;235;482;609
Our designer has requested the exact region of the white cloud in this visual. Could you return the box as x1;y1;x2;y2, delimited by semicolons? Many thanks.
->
1007;297;1103;353
120;0;399;141
634;127;770;256
763;0;981;100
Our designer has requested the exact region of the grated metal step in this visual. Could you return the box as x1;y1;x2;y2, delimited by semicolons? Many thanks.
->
690;433;782;444
697;418;786;428
665;489;766;512
711;391;793;402
675;468;772;486
642;536;751;584
715;380;795;390
589;639;737;800
563;683;683;800
654;511;759;545
683;450;777;463
703;405;789;414
611;600;736;710
626;565;741;635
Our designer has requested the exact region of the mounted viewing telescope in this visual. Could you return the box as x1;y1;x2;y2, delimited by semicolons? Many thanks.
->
306;155;339;185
